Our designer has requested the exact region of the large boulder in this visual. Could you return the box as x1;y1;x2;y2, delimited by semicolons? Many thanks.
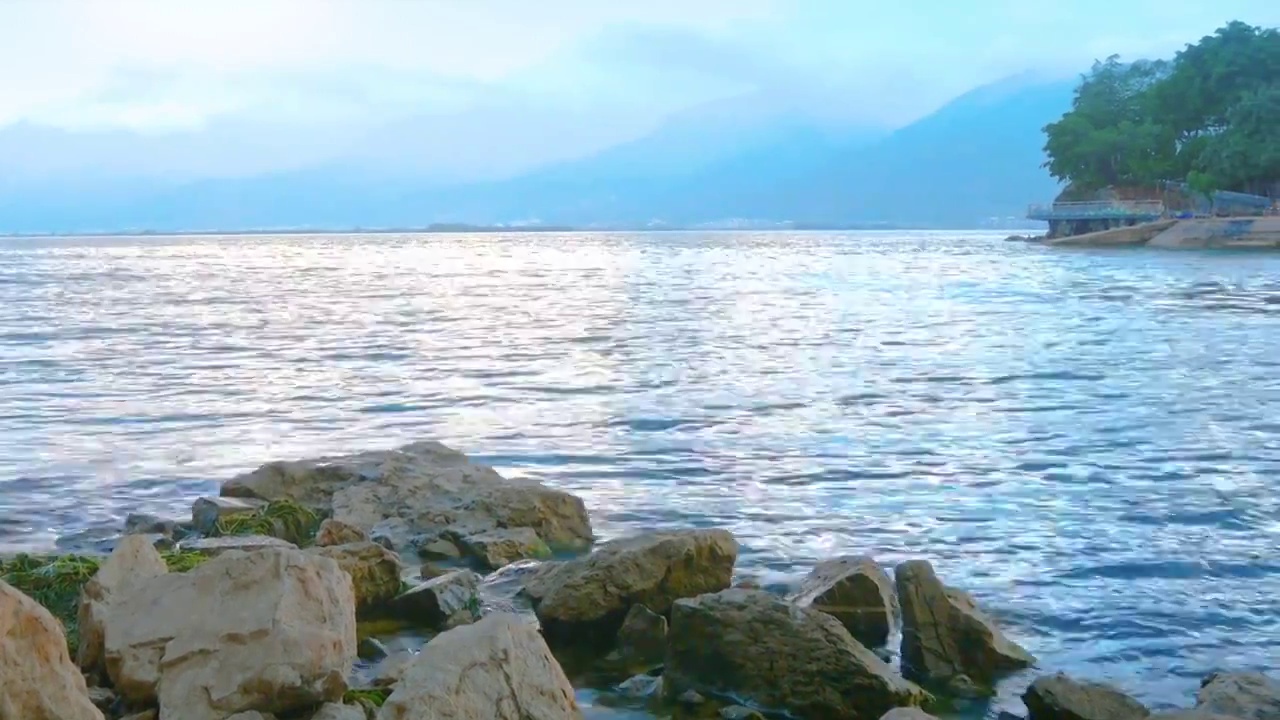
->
308;541;404;611
523;529;737;642
103;547;357;720
1023;673;1150;720
377;613;582;720
790;555;897;647
0;579;104;720
1195;672;1280;720
219;440;592;555
76;534;170;680
665;588;929;720
896;560;1035;688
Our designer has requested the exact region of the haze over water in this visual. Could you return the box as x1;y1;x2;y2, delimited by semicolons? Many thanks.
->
2;230;1279;710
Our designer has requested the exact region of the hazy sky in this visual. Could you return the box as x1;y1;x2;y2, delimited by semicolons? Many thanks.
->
3;0;1278;133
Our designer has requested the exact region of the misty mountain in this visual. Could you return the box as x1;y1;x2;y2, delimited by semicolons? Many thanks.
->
782;73;1076;226
0;74;1075;233
427;73;1074;227
413;95;890;225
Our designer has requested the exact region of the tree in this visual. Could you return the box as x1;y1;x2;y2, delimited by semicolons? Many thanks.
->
1042;57;1175;191
1042;22;1280;197
1195;84;1280;195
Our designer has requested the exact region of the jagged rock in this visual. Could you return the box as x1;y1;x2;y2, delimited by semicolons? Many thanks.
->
190;496;268;535
103;547;356;720
721;706;767;720
376;613;582;720
123;513;176;537
0;578;104;720
316;519;370;547
120;712;158;720
358;636;390;661
388;569;480;629
1023;673;1149;720
665;588;929;720
312;702;367;720
76;534;170;680
219;440;592;555
416;535;463;561
614;603;667;668
226;713;276;720
790;555;898;647
896;560;1035;687
881;709;940;720
617;673;663;699
523;529;737;642
309;541;404;611
372;651;417;688
86;685;115;710
181;534;297;556
1195;672;1280;720
678;689;708;705
454;527;551;570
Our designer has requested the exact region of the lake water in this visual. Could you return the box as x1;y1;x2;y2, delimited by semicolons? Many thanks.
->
1;231;1278;713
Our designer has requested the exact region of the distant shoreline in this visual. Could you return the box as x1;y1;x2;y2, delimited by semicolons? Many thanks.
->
0;222;1044;239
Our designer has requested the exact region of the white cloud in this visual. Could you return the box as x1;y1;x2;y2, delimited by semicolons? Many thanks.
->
0;0;778;129
1;0;1277;141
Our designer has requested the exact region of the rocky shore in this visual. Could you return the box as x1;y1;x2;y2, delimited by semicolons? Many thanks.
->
1042;217;1280;249
2;440;1276;720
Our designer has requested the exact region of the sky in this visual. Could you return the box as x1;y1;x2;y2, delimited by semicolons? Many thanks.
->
1;0;1278;180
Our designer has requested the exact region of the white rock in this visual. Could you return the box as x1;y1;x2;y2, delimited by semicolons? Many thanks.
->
377;613;582;720
311;702;368;720
0;578;104;720
76;534;169;678
103;547;357;720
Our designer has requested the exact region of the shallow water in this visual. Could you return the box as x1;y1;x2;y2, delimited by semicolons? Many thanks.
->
2;231;1279;714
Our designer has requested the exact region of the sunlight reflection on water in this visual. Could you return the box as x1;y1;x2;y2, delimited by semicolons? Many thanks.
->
2;230;1280;711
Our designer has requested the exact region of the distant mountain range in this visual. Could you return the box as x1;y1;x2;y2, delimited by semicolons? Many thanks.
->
0;74;1075;233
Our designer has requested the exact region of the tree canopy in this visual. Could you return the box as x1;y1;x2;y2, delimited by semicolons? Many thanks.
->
1043;21;1280;196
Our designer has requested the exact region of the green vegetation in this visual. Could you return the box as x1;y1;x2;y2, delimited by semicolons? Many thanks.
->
213;499;323;547
1;549;212;655
1044;21;1280;196
343;687;392;707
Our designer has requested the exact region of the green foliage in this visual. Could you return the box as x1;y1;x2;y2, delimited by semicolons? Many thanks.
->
213;499;323;547
1043;22;1280;196
0;549;210;655
343;687;392;707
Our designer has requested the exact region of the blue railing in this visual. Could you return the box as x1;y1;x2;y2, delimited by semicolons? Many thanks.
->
1027;200;1165;221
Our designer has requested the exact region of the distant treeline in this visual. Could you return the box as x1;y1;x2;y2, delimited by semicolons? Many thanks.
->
1043;21;1280;198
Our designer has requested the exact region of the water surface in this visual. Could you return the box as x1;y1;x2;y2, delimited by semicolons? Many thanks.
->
2;231;1278;712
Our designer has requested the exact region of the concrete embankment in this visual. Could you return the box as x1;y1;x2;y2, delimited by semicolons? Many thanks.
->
1046;217;1280;249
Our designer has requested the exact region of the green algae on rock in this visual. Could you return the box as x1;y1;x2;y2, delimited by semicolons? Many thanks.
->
0;549;213;656
211;498;325;547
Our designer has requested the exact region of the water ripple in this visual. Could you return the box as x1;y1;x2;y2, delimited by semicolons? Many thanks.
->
2;231;1280;709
